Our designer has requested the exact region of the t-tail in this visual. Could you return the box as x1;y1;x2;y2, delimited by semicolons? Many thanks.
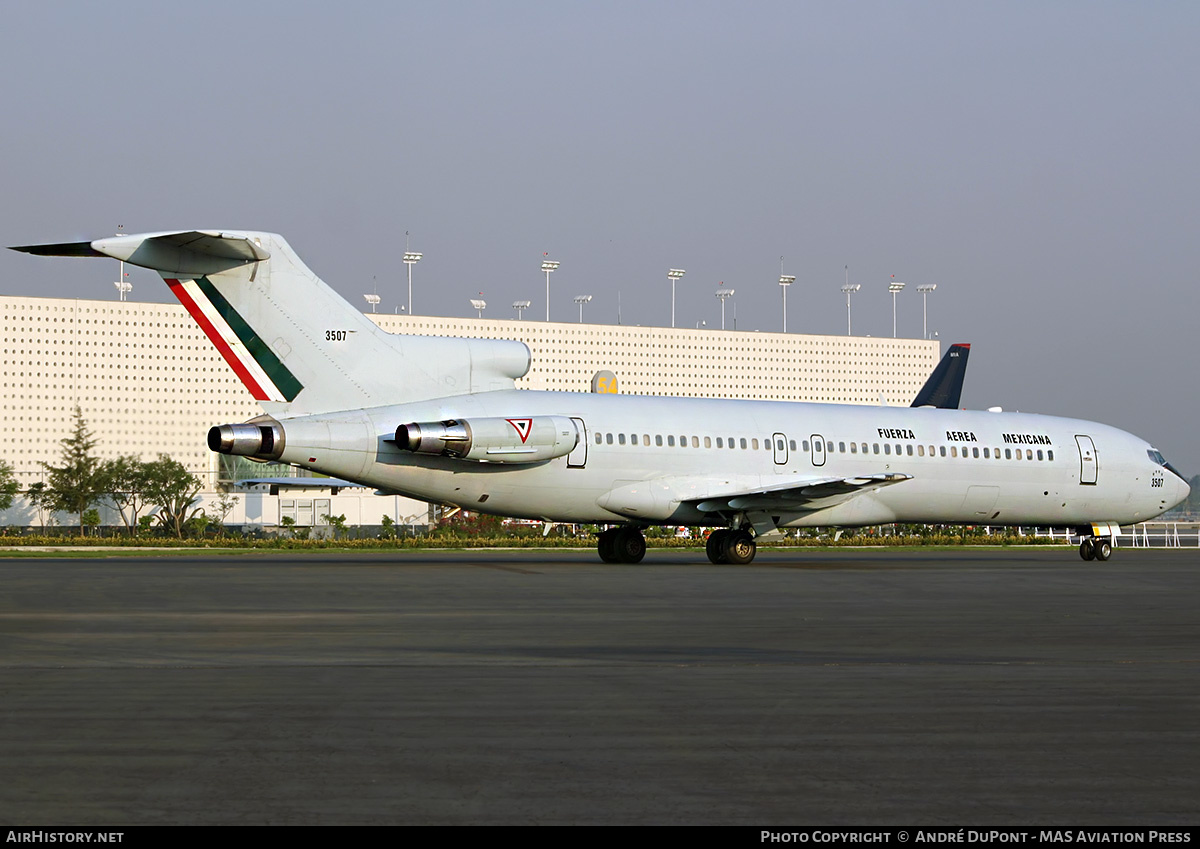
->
910;343;970;409
11;230;530;416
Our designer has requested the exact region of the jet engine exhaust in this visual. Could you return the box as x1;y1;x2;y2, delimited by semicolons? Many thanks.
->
207;418;286;460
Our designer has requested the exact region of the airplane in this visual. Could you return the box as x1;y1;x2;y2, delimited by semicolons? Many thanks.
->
12;230;1190;564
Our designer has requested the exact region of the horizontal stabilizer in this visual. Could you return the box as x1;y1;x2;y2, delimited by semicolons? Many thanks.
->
10;230;270;276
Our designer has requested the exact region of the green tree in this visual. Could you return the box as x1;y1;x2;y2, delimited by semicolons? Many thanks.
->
0;459;18;513
100;455;152;536
143;454;203;540
42;406;105;535
25;481;49;531
322;513;348;540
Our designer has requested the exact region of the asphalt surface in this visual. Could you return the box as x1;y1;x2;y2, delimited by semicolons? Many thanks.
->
1;547;1198;825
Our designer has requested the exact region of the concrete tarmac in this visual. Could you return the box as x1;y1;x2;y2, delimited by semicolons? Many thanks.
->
1;547;1198;825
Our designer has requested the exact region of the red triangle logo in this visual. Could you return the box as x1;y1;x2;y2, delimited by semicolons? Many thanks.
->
507;418;533;443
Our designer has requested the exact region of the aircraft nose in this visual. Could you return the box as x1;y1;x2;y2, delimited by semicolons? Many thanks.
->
1172;474;1192;511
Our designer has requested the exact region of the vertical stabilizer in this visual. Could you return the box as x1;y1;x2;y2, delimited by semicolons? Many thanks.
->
12;230;531;417
911;343;970;409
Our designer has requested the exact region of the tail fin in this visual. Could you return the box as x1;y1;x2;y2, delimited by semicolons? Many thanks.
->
910;343;970;409
11;230;530;416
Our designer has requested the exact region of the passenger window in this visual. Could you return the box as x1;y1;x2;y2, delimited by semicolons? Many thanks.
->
679;435;686;446
827;441;834;453
983;448;989;458
906;444;913;456
894;444;901;455
972;447;979;458
618;433;626;445
1005;448;1011;459
643;434;650;445
667;435;675;447
704;436;711;448
1037;450;1043;461
1047;450;1054;461
873;443;880;454
851;442;858;454
789;440;796;451
803;440;810;452
692;436;700;448
839;442;846;453
776;439;784;451
884;444;891;455
917;445;924;457
656;435;663;447
939;446;946;457
1026;449;1033;460
950;446;957;458
740;438;747;449
861;443;868;454
752;439;759;450
716;437;723;448
606;433;613;445
595;433;602;444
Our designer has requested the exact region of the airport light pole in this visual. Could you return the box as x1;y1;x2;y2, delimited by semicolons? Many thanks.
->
470;298;487;319
667;268;686;328
113;279;131;301
541;258;559;321
403;250;422;315
916;283;937;340
889;279;906;338
512;299;531;320
841;283;860;336
778;274;795;332
363;293;380;313
573;294;592;323
715;287;734;330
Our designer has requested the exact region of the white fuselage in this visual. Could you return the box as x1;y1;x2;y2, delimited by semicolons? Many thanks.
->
273;390;1188;529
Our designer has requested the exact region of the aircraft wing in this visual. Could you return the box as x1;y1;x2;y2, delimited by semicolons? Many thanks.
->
691;472;912;513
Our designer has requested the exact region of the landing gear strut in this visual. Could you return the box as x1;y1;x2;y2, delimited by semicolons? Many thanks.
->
597;526;646;564
705;528;757;565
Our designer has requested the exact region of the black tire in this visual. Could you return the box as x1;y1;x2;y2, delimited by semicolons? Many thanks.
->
614;527;646;564
598;528;620;563
1079;539;1096;561
1094;539;1112;561
723;530;757;565
706;530;729;564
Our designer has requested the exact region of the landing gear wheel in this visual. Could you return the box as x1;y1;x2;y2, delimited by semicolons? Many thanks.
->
722;529;757;565
1094;539;1112;561
598;528;621;563
613;527;646;564
1079;539;1096;561
706;530;730;564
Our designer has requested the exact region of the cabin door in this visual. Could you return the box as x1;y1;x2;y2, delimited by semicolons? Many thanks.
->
1075;435;1097;485
567;418;588;468
810;434;826;467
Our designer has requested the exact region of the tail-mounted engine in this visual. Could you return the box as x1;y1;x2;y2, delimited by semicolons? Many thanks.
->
208;417;286;461
395;416;578;464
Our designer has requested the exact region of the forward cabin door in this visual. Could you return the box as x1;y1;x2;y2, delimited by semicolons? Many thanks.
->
810;433;826;467
1075;435;1097;485
773;432;788;474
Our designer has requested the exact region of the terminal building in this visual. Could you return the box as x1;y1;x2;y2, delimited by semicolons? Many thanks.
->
0;294;939;529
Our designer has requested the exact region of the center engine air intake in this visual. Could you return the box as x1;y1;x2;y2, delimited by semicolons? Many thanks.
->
207;417;286;461
395;416;578;464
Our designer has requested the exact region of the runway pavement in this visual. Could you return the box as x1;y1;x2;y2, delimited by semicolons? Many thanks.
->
1;547;1197;825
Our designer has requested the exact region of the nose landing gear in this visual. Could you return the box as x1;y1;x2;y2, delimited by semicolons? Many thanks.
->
1078;537;1112;561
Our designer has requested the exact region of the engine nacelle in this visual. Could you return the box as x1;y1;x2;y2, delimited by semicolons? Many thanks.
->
394;416;578;464
207;417;286;461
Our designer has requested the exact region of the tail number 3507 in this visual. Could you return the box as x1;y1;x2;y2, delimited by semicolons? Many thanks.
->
325;330;348;342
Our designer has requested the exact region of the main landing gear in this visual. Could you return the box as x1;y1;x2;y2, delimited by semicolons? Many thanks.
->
1078;537;1112;562
705;528;757;565
597;526;646;564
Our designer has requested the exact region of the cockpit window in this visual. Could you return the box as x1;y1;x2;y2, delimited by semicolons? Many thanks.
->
1149;449;1187;481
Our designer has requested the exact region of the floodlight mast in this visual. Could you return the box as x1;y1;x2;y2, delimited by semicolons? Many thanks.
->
403;250;422;315
841;283;860;336
363;293;381;313
573;294;592;323
715;287;735;330
541;258;559;321
888;279;906;338
916;283;937;339
667;268;686;328
778;274;795;332
512;299;531;320
469;298;487;319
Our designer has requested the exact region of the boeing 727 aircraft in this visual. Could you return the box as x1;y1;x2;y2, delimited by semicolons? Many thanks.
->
12;230;1189;563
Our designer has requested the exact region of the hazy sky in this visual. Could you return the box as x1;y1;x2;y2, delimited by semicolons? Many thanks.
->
3;2;1198;472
